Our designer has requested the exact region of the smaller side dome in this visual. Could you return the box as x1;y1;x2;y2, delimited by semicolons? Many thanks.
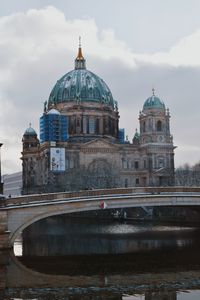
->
47;108;60;115
24;124;37;136
22;124;39;151
143;88;165;110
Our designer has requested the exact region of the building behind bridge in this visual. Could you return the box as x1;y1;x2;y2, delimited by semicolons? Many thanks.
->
21;43;175;194
2;172;22;197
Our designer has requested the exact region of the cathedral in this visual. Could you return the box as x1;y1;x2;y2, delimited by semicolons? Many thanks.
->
21;42;175;194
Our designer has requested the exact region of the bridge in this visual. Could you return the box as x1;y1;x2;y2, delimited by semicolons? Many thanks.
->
1;186;200;249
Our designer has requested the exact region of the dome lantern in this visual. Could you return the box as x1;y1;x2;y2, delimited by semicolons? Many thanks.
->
75;36;86;70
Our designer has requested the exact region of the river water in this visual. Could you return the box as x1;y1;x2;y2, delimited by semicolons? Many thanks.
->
2;217;200;299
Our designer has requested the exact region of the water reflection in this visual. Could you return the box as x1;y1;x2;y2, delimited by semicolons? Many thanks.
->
2;220;200;299
21;216;198;256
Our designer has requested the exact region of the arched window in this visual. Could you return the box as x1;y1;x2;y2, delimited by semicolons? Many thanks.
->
134;161;139;169
89;117;95;134
122;158;128;169
157;120;162;131
135;178;139;185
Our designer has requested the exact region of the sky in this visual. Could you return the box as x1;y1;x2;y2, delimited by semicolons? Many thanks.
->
1;0;200;174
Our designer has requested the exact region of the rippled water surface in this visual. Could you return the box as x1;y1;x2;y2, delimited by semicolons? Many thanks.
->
2;218;200;299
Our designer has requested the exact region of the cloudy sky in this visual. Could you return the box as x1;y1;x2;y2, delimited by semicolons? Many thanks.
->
1;0;200;174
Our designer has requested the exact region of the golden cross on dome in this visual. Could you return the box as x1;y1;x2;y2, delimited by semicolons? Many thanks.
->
77;36;84;59
75;36;86;69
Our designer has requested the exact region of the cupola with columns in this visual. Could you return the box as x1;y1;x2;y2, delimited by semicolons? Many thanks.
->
139;88;172;144
22;124;39;151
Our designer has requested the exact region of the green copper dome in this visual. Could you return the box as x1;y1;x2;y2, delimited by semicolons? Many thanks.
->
143;90;165;110
24;125;37;136
48;45;114;108
48;69;114;108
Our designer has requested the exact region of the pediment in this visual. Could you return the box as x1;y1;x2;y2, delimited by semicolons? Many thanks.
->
154;168;169;175
82;139;118;150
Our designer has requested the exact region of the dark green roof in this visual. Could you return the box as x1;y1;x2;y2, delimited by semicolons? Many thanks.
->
24;126;37;136
143;95;165;110
48;69;114;108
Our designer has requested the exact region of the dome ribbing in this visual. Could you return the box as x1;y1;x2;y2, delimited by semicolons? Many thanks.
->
48;69;114;108
48;42;114;108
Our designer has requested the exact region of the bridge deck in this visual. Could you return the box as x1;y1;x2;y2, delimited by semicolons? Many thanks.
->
1;187;200;208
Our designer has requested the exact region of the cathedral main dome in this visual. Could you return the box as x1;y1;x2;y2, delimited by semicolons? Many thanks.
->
48;43;114;108
48;69;114;108
45;41;119;141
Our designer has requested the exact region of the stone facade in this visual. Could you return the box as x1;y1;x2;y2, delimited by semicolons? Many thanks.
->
21;46;175;194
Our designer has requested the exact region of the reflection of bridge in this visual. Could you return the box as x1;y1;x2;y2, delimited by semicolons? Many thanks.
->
0;250;199;300
0;249;198;295
1;187;200;248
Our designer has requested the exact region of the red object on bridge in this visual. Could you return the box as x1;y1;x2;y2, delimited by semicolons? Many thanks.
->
99;201;107;209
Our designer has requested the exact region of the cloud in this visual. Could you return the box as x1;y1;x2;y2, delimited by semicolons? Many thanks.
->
135;28;200;67
0;6;200;174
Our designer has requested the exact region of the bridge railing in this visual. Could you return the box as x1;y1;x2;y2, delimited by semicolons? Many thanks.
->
2;186;200;207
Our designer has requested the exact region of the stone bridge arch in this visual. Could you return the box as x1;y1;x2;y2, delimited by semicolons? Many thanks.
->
3;190;200;248
8;199;102;246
